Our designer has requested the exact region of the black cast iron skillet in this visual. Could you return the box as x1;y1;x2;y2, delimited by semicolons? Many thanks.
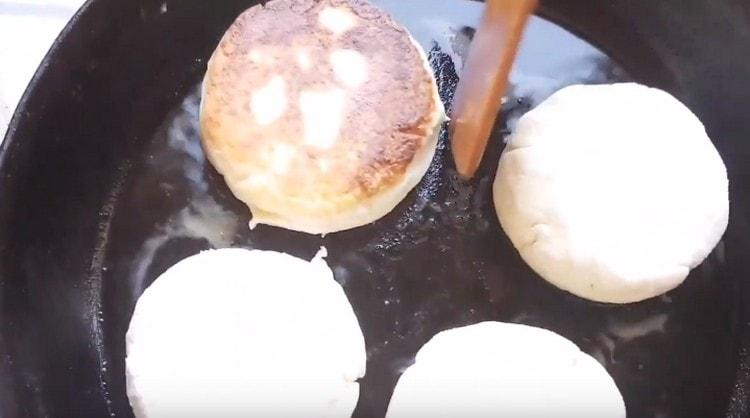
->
2;0;750;417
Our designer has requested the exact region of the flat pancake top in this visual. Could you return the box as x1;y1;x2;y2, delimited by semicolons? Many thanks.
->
201;0;440;215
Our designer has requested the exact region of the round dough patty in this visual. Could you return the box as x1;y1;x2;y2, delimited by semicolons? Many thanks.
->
200;0;444;234
386;322;625;418
126;248;365;418
494;83;729;304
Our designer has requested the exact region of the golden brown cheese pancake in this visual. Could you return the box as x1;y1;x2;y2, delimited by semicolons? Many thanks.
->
200;0;444;234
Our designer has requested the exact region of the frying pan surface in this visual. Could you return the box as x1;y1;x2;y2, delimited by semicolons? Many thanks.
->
1;0;750;417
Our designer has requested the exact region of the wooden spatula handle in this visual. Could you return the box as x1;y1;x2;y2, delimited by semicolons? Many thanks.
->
450;0;537;179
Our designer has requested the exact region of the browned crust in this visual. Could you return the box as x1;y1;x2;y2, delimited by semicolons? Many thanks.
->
201;0;438;203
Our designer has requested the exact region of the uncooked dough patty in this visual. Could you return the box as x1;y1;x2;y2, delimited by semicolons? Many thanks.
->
125;248;366;418
385;322;626;418
200;0;444;234
494;83;729;304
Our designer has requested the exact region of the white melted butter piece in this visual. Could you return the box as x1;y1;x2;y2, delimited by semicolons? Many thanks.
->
299;88;346;149
251;76;287;125
319;7;357;35
330;49;368;88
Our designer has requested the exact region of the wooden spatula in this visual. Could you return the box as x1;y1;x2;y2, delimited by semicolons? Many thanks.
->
449;0;538;179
